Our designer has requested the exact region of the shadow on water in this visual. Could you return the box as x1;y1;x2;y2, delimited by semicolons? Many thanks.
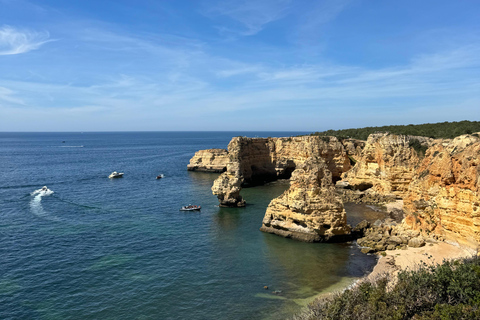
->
207;179;380;319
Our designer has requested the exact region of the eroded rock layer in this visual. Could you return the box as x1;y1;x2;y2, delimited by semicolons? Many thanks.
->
260;157;351;242
403;134;480;249
187;149;228;173
342;133;432;198
211;136;351;207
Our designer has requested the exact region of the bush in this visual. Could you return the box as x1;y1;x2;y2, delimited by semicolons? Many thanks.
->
293;257;480;320
409;139;428;158
309;121;480;140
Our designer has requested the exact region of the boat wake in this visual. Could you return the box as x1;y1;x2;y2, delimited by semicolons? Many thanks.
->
30;187;58;220
59;145;84;148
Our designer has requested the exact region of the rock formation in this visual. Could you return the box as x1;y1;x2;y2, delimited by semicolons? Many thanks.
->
356;220;429;253
187;149;228;173
260;157;351;242
403;134;480;249
211;135;351;207
190;131;480;249
342;133;432;198
341;138;365;162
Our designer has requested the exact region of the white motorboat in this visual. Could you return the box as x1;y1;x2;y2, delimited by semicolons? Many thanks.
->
109;171;124;178
179;205;201;211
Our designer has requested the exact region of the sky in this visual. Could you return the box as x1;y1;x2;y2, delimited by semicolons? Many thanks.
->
0;0;479;132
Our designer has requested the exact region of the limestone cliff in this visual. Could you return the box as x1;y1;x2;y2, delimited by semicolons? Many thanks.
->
187;149;228;173
403;134;480;249
211;136;351;207
342;133;432;198
341;138;365;162
260;157;351;242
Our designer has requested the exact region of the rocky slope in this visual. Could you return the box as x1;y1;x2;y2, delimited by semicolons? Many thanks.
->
260;157;350;242
403;134;480;249
342;133;432;198
187;149;228;173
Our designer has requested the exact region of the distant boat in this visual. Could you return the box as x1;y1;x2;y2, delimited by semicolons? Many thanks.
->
179;205;201;211
156;174;164;179
109;171;124;178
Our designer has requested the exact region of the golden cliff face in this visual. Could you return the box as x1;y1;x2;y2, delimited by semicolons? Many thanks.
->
260;157;350;242
211;136;351;207
192;132;480;247
342;133;432;198
404;134;480;249
187;149;229;173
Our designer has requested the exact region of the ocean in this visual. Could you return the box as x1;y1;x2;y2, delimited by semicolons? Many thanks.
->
0;132;378;320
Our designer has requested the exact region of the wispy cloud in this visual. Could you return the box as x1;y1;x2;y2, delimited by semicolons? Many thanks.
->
0;86;25;105
0;25;53;55
292;0;352;46
203;0;291;36
2;42;479;131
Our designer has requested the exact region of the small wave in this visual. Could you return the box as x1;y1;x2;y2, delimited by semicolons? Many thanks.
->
31;187;54;196
30;187;59;221
59;145;84;148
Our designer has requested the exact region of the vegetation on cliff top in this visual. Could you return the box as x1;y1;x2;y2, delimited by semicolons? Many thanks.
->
311;120;480;140
294;257;480;320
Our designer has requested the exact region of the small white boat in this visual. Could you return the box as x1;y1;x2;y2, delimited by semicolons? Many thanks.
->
179;205;201;211
109;171;124;178
156;174;164;179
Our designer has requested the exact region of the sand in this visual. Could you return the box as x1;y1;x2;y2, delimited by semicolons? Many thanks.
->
365;241;475;284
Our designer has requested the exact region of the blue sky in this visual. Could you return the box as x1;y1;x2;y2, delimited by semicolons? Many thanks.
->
0;0;479;131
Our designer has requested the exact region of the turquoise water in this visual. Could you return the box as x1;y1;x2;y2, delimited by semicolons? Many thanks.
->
0;132;377;319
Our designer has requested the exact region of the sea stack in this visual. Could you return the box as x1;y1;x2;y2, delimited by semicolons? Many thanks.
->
211;135;352;207
260;157;351;242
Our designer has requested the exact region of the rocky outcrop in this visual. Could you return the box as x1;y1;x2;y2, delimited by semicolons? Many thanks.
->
342;133;432;198
191;131;480;249
211;136;352;207
357;220;430;253
403;134;480;249
260;157;351;242
187;149;228;173
341;138;365;162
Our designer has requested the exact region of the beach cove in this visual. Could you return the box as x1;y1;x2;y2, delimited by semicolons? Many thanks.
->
0;132;381;320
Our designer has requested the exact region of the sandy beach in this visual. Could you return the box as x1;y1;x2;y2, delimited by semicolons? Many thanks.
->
365;241;475;284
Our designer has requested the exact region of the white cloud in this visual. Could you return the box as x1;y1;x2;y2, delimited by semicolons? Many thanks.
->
0;86;25;105
0;25;53;55
203;0;291;36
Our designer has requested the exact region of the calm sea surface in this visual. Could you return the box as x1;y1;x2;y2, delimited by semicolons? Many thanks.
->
0;132;378;320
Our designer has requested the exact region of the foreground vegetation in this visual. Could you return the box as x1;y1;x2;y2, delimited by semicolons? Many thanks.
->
294;257;480;320
311;121;480;140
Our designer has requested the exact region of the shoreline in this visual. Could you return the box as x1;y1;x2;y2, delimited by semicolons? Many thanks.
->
364;240;475;284
295;240;475;316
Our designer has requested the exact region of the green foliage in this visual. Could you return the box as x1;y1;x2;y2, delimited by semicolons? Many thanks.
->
409;138;428;157
310;121;480;140
348;155;357;166
293;257;480;320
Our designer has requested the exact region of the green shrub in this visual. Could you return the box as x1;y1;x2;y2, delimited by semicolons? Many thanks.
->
409;139;428;157
309;121;480;140
293;257;480;320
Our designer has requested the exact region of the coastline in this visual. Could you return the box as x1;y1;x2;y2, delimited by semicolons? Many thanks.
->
364;241;475;284
299;240;475;313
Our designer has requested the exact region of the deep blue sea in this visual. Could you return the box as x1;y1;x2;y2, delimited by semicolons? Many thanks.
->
0;132;378;320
